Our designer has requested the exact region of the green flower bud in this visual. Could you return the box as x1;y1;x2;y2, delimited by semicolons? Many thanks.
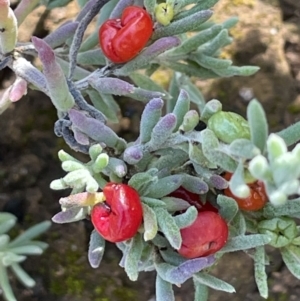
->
155;3;174;26
207;111;250;144
258;217;298;248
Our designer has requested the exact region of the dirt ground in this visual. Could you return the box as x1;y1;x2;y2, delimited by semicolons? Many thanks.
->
0;0;300;300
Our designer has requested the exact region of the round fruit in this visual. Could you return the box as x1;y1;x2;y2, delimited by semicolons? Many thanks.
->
178;211;228;259
91;183;143;242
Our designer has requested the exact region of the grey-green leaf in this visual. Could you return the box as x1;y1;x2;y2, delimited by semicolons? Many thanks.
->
220;234;271;253
152;208;182;250
247;99;268;153
88;230;105;269
194;272;235;293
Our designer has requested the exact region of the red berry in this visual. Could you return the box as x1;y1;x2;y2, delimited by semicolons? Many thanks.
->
178;211;228;259
91;183;143;242
223;172;267;211
99;6;153;63
169;186;218;213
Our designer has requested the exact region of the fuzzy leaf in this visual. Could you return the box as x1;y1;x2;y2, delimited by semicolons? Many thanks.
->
88;230;105;269
263;199;300;219
128;170;158;193
277;121;300;147
152;208;182;249
0;213;17;235
173;206;198;229
8;221;51;248
194;281;209;301
0;234;10;248
202;129;238;171
169;24;222;56
145;175;183;198
115;37;181;76
7;245;43;255
10;263;35;287
156;275;175;301
142;203;158;241
153;10;213;39
2;253;26;266
220;234;271;253
231;211;247;236
182;175;209;194
161;197;190;212
124;234;144;281
229;139;261;159
52;207;87;224
194;272;235;293
281;245;300;279
172;89;190;131
130;73;170;100
88;90;119;123
141;197;166;208
247;99;268;153
155;256;215;284
254;246;268;299
0;265;16;301
43;21;79;48
229;160;250;198
139;98;164;143
77;49;106;66
217;195;239;223
147;113;177;149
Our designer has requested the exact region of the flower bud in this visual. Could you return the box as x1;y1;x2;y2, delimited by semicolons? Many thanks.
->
155;3;174;26
0;0;18;54
207;111;250;144
258;217;298;248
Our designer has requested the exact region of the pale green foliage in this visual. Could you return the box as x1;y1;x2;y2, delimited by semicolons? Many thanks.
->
0;213;50;301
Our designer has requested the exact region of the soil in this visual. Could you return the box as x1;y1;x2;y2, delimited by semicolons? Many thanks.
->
1;1;300;301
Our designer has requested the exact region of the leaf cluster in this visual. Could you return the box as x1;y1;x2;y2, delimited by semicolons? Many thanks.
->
0;213;50;301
